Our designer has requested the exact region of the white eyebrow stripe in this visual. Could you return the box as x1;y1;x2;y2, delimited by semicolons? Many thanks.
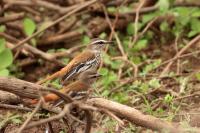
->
91;40;106;44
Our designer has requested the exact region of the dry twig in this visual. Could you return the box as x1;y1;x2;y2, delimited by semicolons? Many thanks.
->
130;0;145;48
17;99;42;133
12;0;98;50
0;77;198;132
0;13;25;24
160;34;200;77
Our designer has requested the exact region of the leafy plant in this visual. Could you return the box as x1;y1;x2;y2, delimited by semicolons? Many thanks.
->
82;35;90;45
23;17;36;45
0;38;13;76
0;25;6;32
23;18;36;36
164;94;173;104
0;113;22;129
141;59;162;76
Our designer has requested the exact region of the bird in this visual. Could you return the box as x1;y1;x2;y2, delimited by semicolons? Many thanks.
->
31;71;101;104
36;39;114;85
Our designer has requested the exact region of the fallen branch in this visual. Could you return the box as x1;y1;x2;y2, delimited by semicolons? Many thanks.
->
0;77;197;132
0;13;25;24
0;90;21;104
88;98;185;133
38;31;82;45
0;103;32;112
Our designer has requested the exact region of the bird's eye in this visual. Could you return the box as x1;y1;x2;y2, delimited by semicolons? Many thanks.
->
91;40;105;45
98;41;104;44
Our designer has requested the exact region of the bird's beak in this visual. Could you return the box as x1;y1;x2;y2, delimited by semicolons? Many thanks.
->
90;73;102;79
106;41;115;45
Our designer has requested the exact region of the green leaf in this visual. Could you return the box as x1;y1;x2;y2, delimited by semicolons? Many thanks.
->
11;118;22;124
110;60;122;69
107;7;117;13
164;94;173;104
140;83;149;93
102;52;112;65
126;22;142;35
188;18;200;37
160;21;169;32
195;73;200;81
112;92;129;103
188;31;198;38
142;59;161;75
0;25;6;32
142;12;158;24
131;56;142;64
23;18;36;36
0;38;6;53
82;35;90;45
101;71;117;87
127;23;135;35
158;0;170;12
0;49;13;69
99;32;107;39
149;78;160;88
0;69;9;76
119;6;132;13
132;39;148;51
101;89;110;97
192;9;200;17
190;18;200;31
99;68;109;76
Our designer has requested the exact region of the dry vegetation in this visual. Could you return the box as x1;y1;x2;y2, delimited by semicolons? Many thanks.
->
0;0;200;133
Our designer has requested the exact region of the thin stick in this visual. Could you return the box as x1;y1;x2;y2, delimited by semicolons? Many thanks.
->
12;0;97;50
1;33;64;66
102;5;126;57
0;103;32;112
25;104;71;129
112;56;138;78
101;109;124;126
130;0;145;48
159;49;200;67
160;34;200;77
84;110;92;133
0;13;25;24
17;99;42;133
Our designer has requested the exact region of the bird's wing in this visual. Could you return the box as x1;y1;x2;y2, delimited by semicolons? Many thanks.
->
61;50;96;84
62;81;89;93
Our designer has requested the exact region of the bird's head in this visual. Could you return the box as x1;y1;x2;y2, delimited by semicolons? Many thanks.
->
87;38;114;51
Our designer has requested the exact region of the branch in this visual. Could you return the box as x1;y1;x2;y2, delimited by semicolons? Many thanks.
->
0;13;25;24
12;0;98;50
88;98;186;133
17;99;42;133
0;77;41;99
0;77;198;132
25;104;71;129
160;34;200;77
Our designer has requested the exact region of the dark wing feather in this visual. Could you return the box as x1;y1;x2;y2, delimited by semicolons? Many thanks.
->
60;50;96;84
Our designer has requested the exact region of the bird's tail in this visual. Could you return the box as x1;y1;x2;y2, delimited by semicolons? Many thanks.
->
30;85;70;104
30;93;61;104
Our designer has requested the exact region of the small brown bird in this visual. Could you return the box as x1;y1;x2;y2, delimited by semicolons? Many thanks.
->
37;39;113;85
31;71;101;104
